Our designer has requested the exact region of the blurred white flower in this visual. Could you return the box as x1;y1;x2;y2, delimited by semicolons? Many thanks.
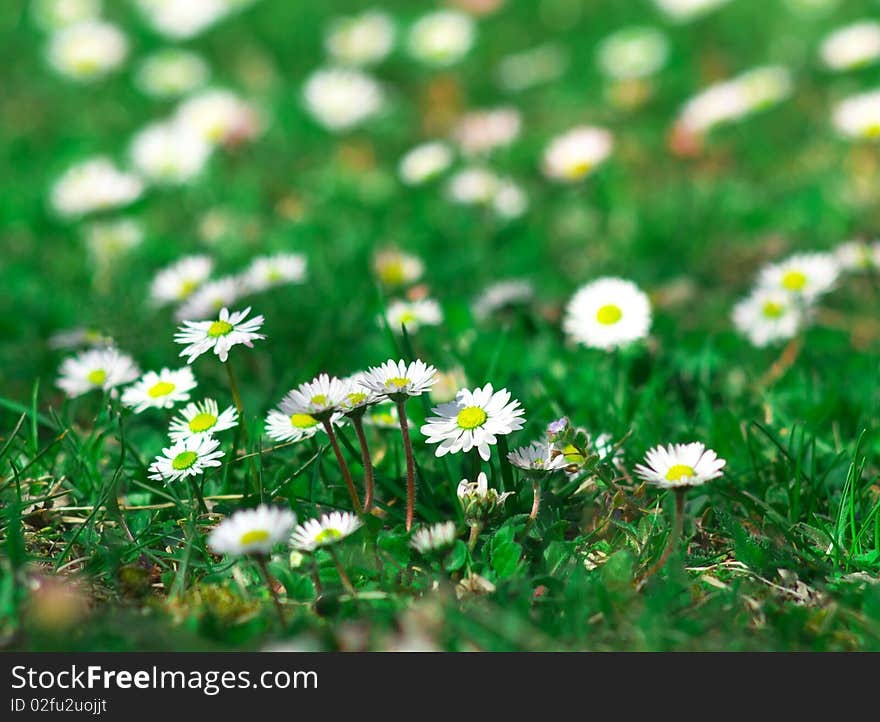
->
47;19;127;82
135;0;233;40
820;21;880;71
398;142;454;185
175;276;243;320
302;67;383;132
453;107;521;156
175;89;262;146
51;157;144;218
56;347;140;398
150;255;214;306
497;43;568;92
240;253;307;293
130;121;212;185
83;217;143;268
472;279;534;321
732;288;803;347
542;126;614;183
832;89;880;140
406;10;475;67
410;521;458;554
653;0;731;23
383;298;443;334
325;9;395;66
135;48;210;98
491;180;527;219
32;0;101;31
373;248;425;286
209;506;297;557
596;26;668;81
290;512;363;552
756;252;839;301
834;239;880;272
447;166;499;204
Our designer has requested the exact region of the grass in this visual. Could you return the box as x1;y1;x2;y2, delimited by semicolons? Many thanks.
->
2;0;880;651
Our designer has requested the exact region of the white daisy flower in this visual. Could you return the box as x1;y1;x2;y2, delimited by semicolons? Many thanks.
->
383;298;443;335
596;26;669;81
497;43;568;92
325;9;395;67
83;217;143;268
175;88;261;146
338;373;381;415
302;67;383;132
453;107;521;156
732;288;803;348
290;511;363;552
175;276;243;321
50;157;144;218
148;435;224;483
542;126;614;183
175;306;265;364
756;252;839;301
208;505;297;557
32;0;101;31
49;327;114;350
361;359;438;401
281;374;351;419
398;142;454;186
491;180;528;220
240;252;307;293
832;89;880;140
47;19;127;82
130;121;212;186
135;0;231;40
472;279;534;321
820;21;880;72
150;255;214;307
834;239;880;272
121;366;197;412
446;166;499;205
362;402;399;429
653;0;731;23
507;441;568;473
56;347;140;398
634;442;726;489
421;383;525;461
264;408;327;444
410;521;457;554
406;10;475;67
373;248;425;286
169;398;238;442
563;277;652;350
135;48;209;98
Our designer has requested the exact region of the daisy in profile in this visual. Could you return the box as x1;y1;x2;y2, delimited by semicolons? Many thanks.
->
240;252;307;294
175;276;243;321
47;19;128;82
507;441;568;473
175;307;265;364
542;126;614;183
208;505;297;557
175;88;262;147
340;372;382;510
472;279;534;321
383;298;443;335
169;398;238;442
302;67;383;132
50;157;143;218
149;255;214;307
410;521;458;555
121;367;197;412
756;252;839;301
732;288;803;347
398;142;454;186
596;26;668;82
834;239;880;272
832;90;880;140
148;435;224;483
129;121;212;185
56;347;140;398
635;442;726;489
373;248;425;286
421;383;525;461
325;9;395;66
406;10;475;67
135;49;209;98
820;21;880;72
563;277;652;350
264;408;325;444
290;511;363;552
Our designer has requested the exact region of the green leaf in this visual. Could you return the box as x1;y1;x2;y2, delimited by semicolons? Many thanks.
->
492;541;522;579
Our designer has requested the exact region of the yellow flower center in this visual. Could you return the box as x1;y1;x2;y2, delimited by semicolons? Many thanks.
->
347;392;367;406
289;413;318;429
310;394;328;407
761;301;785;319
188;412;217;433
314;528;343;544
665;464;696;482
596;304;623;325
566;160;592;179
385;377;410;389
781;270;807;291
207;320;234;337
179;279;198;297
240;529;270;546
87;369;107;385
172;451;198;470
864;123;880;138
379;261;405;285
398;311;418;326
148;381;175;398
457;406;488;430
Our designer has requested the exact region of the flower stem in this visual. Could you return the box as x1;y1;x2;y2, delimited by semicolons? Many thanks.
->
224;360;248;444
523;478;541;538
395;401;416;532
467;522;482;553
636;488;686;586
322;420;363;515
256;555;285;628
352;415;375;512
328;547;356;597
187;477;207;515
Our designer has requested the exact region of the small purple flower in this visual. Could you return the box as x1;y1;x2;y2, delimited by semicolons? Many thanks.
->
547;417;568;434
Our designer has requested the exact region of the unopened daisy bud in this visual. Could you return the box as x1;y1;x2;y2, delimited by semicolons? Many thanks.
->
383;298;443;335
457;471;514;523
148;435;224;483
407;10;475;67
373;248;425;286
47;19;127;82
398;142;453;186
208;505;297;557
542;126;613;183
290;512;363;552
175;306;265;364
410;521;458;555
135;49;209;98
